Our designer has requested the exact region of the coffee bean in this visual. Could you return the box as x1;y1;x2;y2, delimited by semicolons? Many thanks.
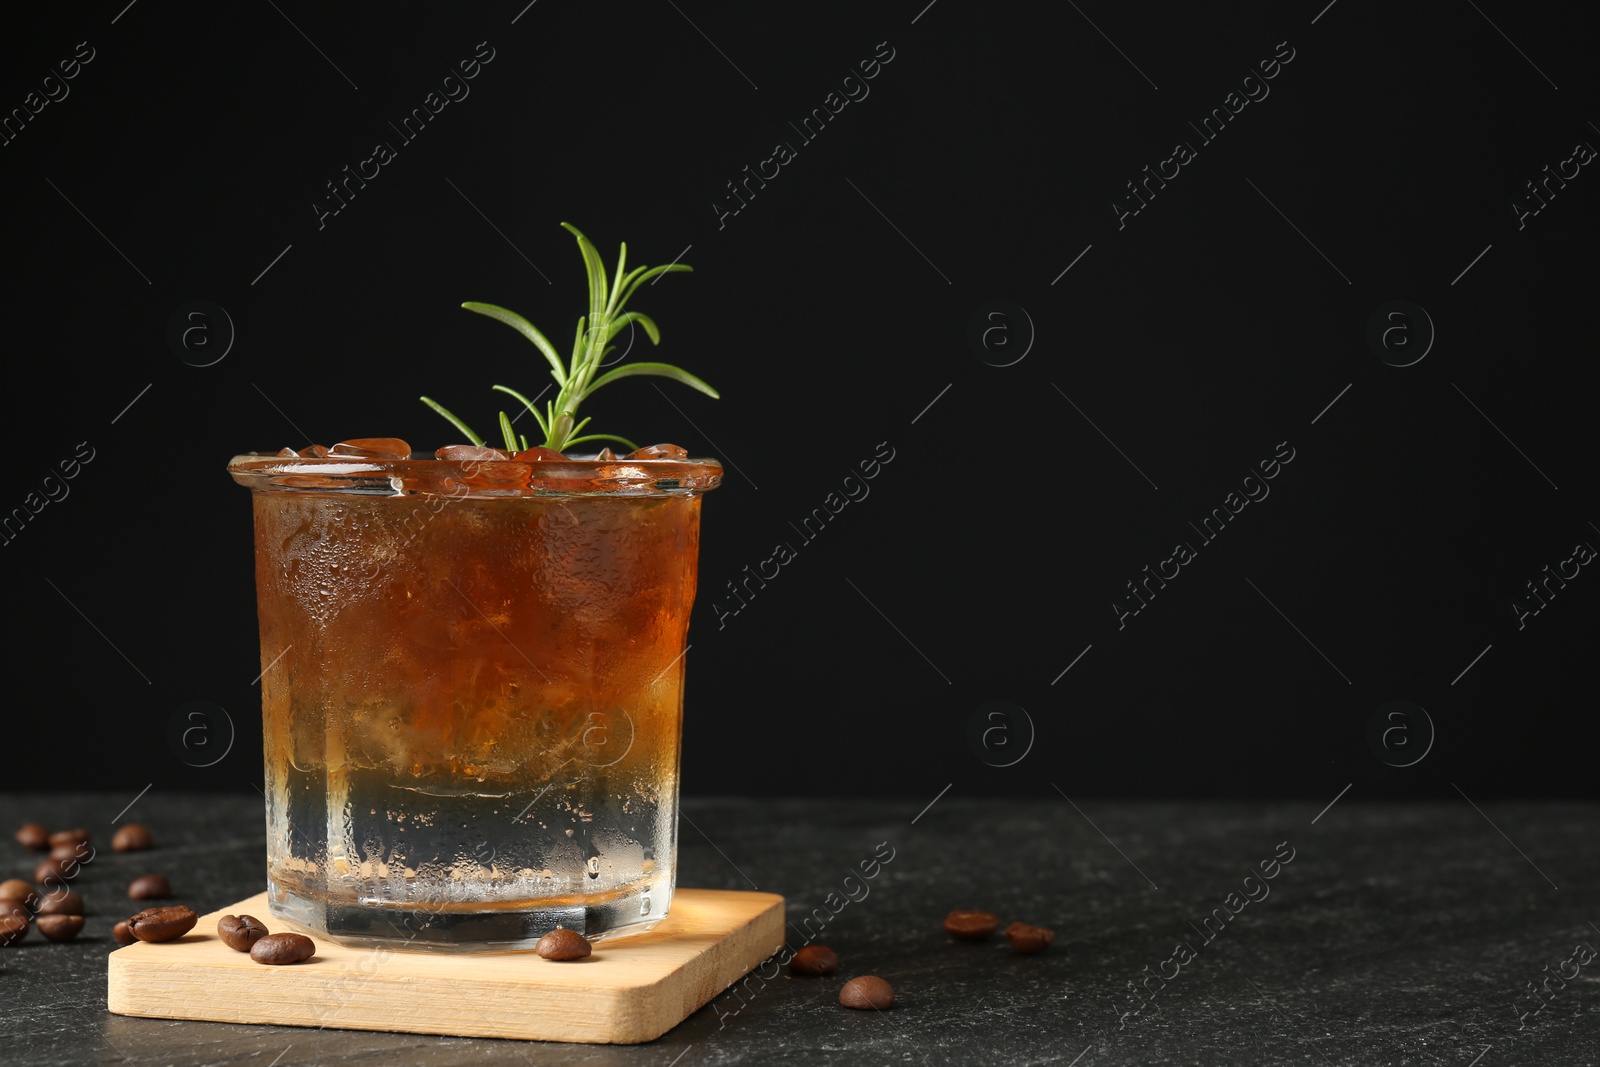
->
789;945;839;976
535;927;592;960
0;879;34;902
217;914;269;952
250;932;316;965
8;892;39;912
0;912;29;947
45;841;94;874
127;905;198;942
48;829;89;848
15;823;49;851
1003;921;1055;955
35;914;85;942
1;900;33;945
839;975;894;1010
111;824;154;852
35;857;75;887
128;874;172;900
35;890;85;916
112;919;137;946
943;909;1001;941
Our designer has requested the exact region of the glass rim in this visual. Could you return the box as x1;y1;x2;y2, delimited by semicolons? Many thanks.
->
227;453;723;497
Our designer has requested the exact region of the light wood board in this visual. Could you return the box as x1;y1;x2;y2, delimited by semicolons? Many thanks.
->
108;888;785;1044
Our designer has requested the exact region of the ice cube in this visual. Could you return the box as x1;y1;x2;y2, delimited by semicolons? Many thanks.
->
276;448;298;457
330;437;412;458
297;444;330;458
435;444;510;462
626;443;688;460
594;447;618;461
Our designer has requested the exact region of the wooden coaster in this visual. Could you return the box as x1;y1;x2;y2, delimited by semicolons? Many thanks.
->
108;888;785;1044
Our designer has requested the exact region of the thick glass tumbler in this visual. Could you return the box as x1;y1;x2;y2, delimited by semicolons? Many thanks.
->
228;451;720;948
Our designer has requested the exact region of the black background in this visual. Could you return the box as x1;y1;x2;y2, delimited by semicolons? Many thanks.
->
2;2;1595;800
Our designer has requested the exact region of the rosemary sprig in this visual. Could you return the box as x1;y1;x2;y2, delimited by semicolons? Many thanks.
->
421;223;717;454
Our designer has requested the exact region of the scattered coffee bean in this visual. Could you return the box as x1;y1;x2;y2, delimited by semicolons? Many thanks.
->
839;975;895;1010
35;890;85;916
0;912;29;946
16;823;50;851
250;932;316;965
127;905;198;942
35;857;73;886
8;892;39;912
35;914;85;942
535;927;592;960
48;829;89;848
112;920;137;946
943;909;1001;941
128;874;172;900
217;914;270;952
789;945;839;976
46;842;94;875
111;823;154;852
0;879;34;902
1003;921;1055;955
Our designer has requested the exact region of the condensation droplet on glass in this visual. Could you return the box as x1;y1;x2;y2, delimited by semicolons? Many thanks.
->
586;856;601;879
639;895;651;915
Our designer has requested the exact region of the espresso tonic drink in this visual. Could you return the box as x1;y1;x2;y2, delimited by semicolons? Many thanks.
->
230;449;720;947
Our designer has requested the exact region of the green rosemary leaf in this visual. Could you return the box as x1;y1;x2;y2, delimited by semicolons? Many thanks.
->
491;384;551;437
605;311;660;346
560;223;608;334
608;242;628;317
461;303;566;385
420;397;485;447
616;264;691;311
612;264;651;311
582;361;719;400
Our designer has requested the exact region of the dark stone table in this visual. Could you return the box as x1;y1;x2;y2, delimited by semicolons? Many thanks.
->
2;793;1595;1065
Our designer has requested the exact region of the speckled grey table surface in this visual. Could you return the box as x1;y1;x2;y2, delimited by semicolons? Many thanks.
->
1;793;1595;1066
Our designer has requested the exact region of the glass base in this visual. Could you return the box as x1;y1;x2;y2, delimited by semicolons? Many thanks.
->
266;877;672;951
